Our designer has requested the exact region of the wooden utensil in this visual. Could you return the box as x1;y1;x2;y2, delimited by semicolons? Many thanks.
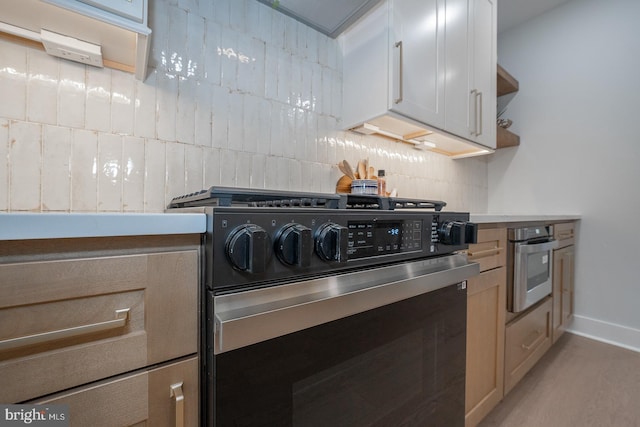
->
336;175;352;193
357;161;366;181
342;160;356;180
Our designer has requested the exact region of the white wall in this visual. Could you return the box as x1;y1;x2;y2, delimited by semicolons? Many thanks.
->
490;0;640;350
0;0;488;213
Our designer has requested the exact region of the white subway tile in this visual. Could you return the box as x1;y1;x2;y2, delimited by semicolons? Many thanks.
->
310;62;322;113
156;72;178;142
250;153;265;188
269;102;284;156
294;108;307;161
167;5;188;78
229;0;247;32
144;138;166;212
27;51;58;125
271;10;286;49
220;149;236;186
236;151;252;188
42;125;71;211
178;0;198;13
276;157;289;189
184;144;204;193
111;70;135;135
57;61;85;129
255;1;272;44
290;56;302;108
264;45;279;101
317;32;329;67
122;136;145;212
321;67;332;116
9;121;41;211
220;29;238;90
165;142;186;204
176;78;196;144
148;0;169;70
134;69;157;138
287;158;302;192
282;105;295;159
187;12;205;80
204;20;222;85
213;0;231;27
0;41;27;120
276;50;292;104
300;60;313;110
97;133;123;211
203;147;221;186
238;36;265;97
195;81;213;146
71;129;98;212
264;155;278;189
227;92;244;150
85;67;111;132
212;84;229;149
243;94;259;153
0;120;8;210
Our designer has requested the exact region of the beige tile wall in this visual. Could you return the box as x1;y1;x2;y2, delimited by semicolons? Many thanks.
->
0;0;488;213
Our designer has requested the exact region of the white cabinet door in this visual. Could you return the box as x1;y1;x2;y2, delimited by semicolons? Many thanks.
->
389;0;446;128
444;0;472;139
469;0;497;148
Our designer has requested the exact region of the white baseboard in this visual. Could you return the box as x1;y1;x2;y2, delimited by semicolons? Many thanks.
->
568;315;640;353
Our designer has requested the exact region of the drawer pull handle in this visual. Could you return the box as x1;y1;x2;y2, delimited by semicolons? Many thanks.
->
170;382;185;427
0;308;130;351
557;232;573;240
467;247;503;258
521;329;543;351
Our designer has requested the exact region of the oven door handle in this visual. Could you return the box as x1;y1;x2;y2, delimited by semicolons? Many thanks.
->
515;240;558;253
213;254;479;354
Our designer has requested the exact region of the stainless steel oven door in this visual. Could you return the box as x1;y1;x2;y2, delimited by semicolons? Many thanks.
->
205;254;479;426
512;240;559;312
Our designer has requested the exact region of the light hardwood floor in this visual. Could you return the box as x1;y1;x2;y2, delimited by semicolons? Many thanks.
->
479;333;640;427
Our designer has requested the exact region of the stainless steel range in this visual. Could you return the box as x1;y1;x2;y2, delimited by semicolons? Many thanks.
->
168;187;480;427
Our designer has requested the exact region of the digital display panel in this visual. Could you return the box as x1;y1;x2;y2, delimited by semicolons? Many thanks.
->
347;220;422;259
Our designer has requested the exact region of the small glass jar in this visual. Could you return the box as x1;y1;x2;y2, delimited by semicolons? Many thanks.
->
377;170;386;196
351;179;378;195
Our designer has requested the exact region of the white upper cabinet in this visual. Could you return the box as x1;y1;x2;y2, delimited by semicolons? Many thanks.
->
469;0;497;149
389;0;445;128
445;0;497;149
341;0;497;158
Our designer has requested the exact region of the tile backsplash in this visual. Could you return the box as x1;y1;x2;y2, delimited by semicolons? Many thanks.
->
0;0;488;213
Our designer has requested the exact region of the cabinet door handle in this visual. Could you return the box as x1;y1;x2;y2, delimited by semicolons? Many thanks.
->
521;329;543;351
467;247;503;258
394;41;403;104
469;89;478;135
477;91;483;136
170;382;185;427
0;308;130;351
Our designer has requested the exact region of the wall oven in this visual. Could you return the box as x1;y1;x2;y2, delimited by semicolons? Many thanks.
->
507;226;559;313
169;187;479;426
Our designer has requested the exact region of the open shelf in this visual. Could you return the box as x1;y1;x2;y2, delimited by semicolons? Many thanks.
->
496;64;520;148
497;64;519;96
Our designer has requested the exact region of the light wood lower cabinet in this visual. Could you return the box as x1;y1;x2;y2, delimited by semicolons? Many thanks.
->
504;297;552;394
33;356;199;427
465;266;506;427
553;222;576;343
0;235;200;425
465;227;506;427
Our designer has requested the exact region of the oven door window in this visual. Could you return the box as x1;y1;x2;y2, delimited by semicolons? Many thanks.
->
527;250;551;291
214;284;466;427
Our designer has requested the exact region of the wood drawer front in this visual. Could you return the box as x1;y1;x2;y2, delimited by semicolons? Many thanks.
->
553;222;575;248
0;251;198;403
33;356;199;427
468;228;507;272
504;297;552;394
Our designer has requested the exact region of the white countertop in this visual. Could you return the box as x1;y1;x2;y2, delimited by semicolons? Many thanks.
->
470;214;581;224
0;212;207;240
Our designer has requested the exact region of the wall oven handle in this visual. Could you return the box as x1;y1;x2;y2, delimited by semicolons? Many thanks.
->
515;240;559;253
213;254;479;354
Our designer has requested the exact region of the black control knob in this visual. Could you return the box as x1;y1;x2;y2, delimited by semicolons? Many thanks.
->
465;222;478;244
315;223;348;263
276;223;313;267
225;224;272;273
438;221;466;245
